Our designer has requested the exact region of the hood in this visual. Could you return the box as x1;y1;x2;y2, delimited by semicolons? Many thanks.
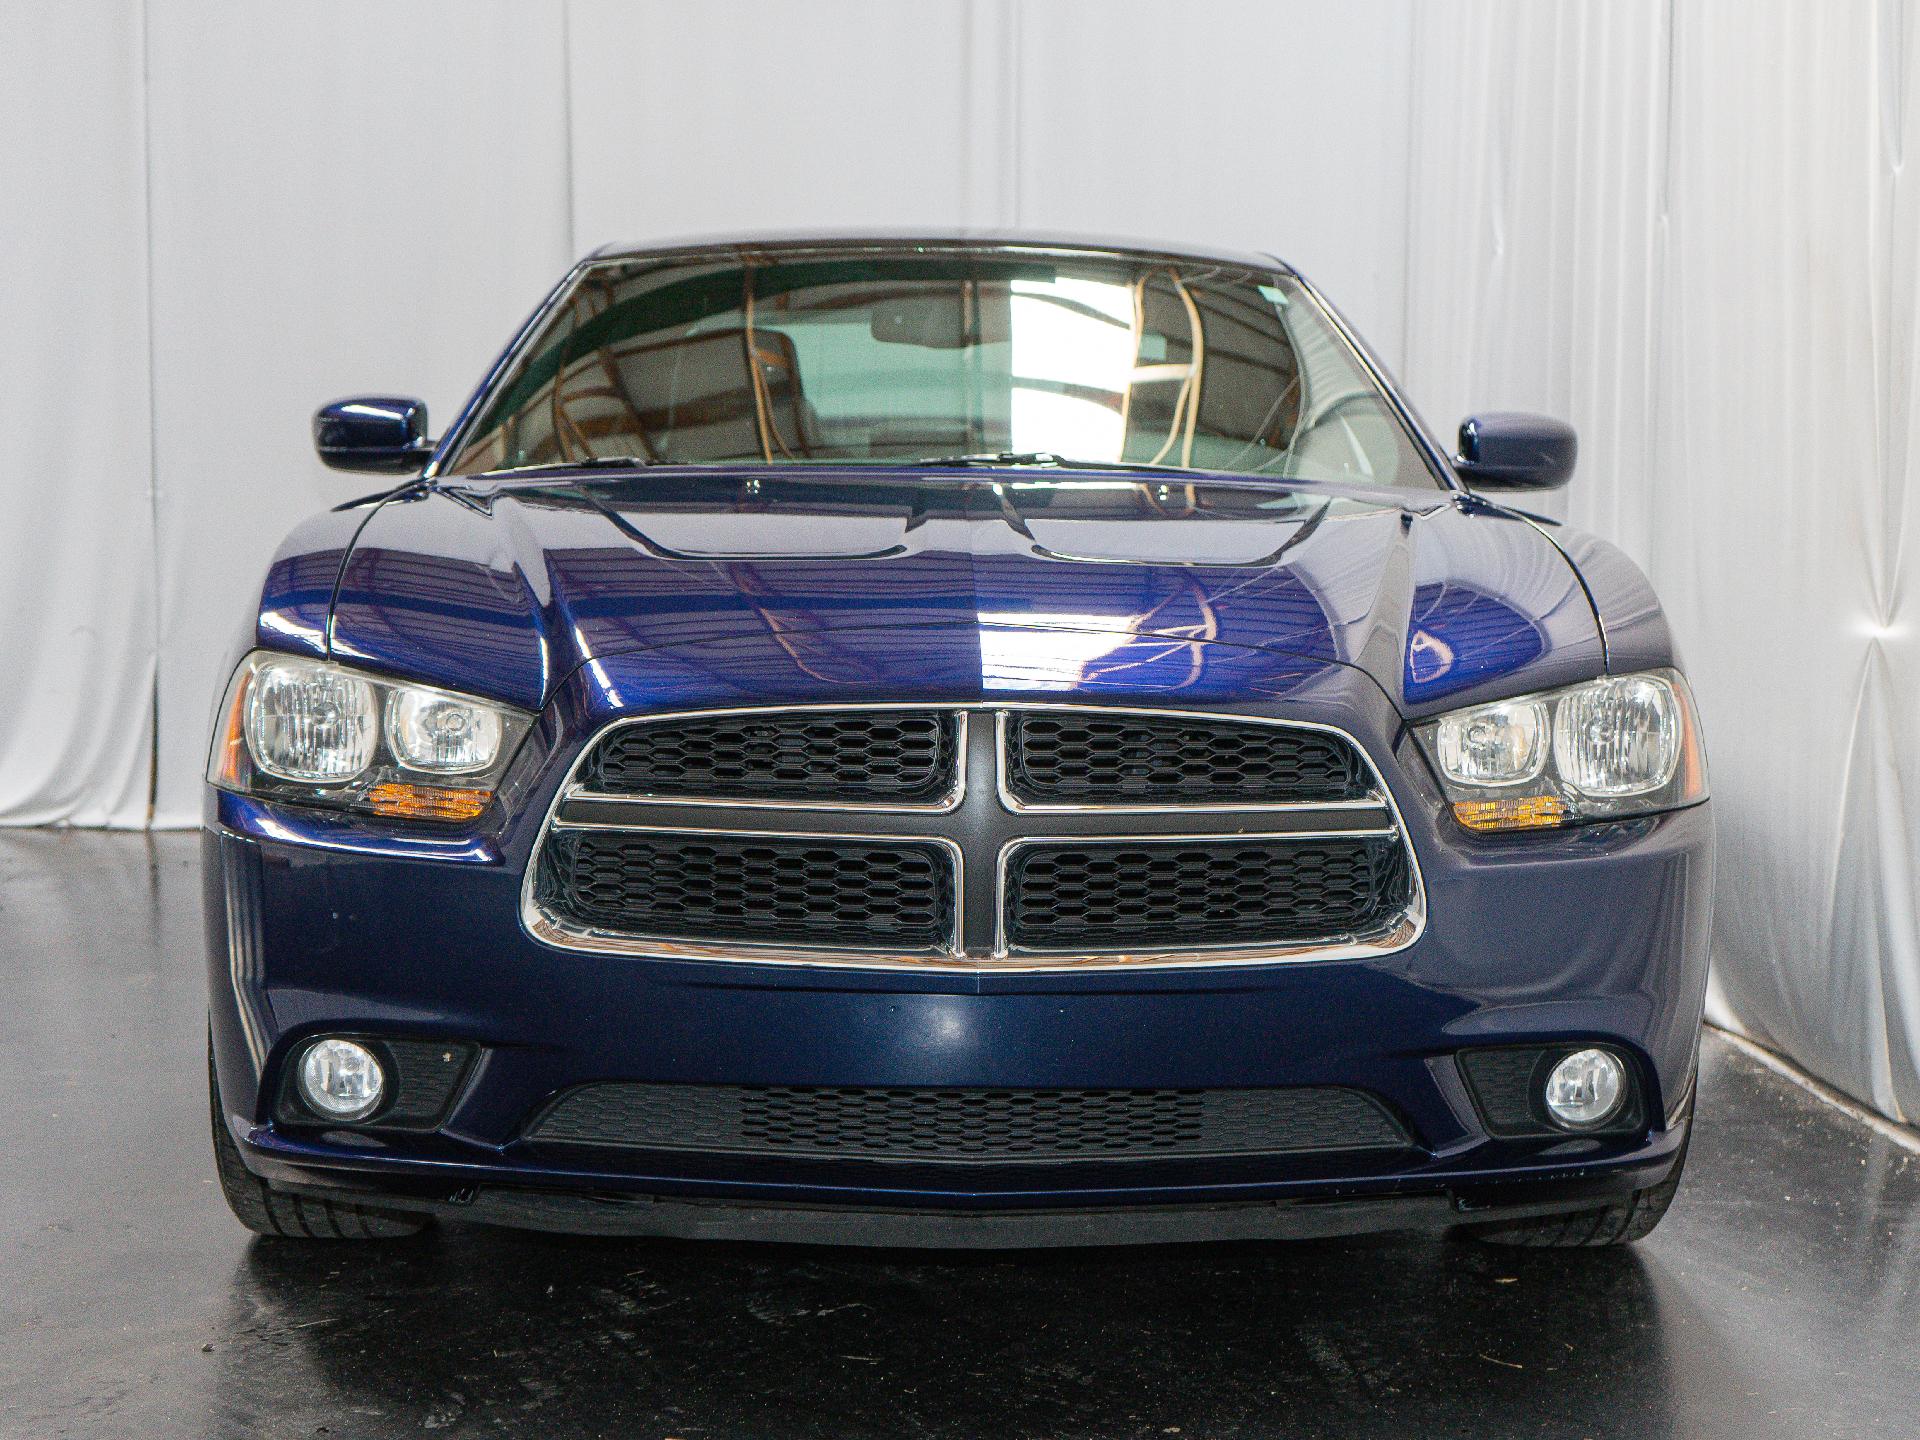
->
320;470;1604;718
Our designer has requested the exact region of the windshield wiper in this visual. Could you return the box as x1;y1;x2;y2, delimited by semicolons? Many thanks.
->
471;455;658;478
467;452;1206;481
911;451;1196;475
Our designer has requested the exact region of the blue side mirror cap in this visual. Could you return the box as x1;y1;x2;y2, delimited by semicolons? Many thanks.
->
1454;413;1577;491
314;396;434;474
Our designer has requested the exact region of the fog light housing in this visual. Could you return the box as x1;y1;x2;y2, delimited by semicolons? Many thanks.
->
1543;1047;1625;1130
297;1038;385;1122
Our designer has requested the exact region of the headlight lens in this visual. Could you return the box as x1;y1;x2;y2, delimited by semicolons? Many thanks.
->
1415;668;1706;832
209;652;533;822
1434;699;1548;786
244;656;379;782
1552;675;1680;797
386;688;505;774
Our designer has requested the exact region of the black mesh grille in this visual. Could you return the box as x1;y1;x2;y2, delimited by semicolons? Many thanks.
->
1004;712;1370;806
530;1084;1407;1161
1005;837;1410;950
539;830;954;950
1456;1049;1546;1134
582;711;957;804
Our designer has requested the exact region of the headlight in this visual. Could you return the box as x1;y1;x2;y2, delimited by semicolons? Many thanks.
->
1432;698;1547;787
209;651;533;822
245;657;379;781
386;687;505;774
1414;668;1707;832
1552;674;1680;797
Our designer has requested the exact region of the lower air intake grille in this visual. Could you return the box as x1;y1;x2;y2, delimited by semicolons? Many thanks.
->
538;830;954;950
1004;836;1410;950
529;1084;1407;1161
1004;712;1371;806
580;711;957;804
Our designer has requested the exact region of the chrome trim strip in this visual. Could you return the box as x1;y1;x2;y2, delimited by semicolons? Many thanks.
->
520;701;1429;972
993;828;1417;961
992;708;1391;816
527;823;965;965
561;705;968;814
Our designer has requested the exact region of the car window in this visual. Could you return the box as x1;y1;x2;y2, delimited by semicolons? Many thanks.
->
444;246;1438;488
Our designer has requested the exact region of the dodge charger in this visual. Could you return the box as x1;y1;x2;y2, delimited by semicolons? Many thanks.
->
204;233;1711;1250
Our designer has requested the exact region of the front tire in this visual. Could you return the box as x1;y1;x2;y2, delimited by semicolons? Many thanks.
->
208;1039;428;1241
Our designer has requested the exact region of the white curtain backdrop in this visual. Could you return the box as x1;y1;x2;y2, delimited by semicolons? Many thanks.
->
1405;0;1920;1123
4;0;1916;1125
0;3;156;826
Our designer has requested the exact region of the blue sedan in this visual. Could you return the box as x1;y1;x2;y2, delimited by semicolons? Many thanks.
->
204;233;1710;1248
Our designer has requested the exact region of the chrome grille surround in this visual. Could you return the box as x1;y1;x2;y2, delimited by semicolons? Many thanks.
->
522;704;1426;972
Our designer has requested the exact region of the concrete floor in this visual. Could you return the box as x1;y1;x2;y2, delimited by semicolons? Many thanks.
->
3;832;1917;1440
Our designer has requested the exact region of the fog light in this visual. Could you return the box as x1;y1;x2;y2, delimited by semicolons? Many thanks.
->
1543;1047;1625;1129
298;1038;385;1121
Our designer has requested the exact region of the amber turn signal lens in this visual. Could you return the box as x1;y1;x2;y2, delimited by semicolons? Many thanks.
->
1451;795;1569;832
210;671;250;788
366;782;493;821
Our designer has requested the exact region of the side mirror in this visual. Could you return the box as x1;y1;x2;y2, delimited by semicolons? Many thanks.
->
1454;413;1577;491
313;396;434;473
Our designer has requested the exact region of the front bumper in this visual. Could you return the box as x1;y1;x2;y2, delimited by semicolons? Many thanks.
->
246;1142;1687;1248
205;802;1710;1244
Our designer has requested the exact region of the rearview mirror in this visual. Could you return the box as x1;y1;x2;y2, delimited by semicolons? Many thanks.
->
314;396;434;473
869;293;969;348
1454;413;1577;491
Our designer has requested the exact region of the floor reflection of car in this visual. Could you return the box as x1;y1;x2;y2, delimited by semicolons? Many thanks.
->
205;233;1710;1251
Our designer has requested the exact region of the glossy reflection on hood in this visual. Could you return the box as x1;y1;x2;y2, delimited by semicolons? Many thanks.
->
312;471;1605;716
1404;581;1548;704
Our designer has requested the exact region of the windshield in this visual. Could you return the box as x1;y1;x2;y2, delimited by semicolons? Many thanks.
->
444;245;1438;488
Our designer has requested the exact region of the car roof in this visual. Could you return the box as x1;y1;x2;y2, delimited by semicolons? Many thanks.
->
584;228;1295;273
